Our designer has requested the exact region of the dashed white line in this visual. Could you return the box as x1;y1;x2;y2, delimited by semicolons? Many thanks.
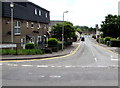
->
51;66;55;67
21;65;33;67
37;65;48;68
111;59;118;61
49;75;61;78
57;66;62;67
65;66;71;68
7;64;18;66
39;75;45;78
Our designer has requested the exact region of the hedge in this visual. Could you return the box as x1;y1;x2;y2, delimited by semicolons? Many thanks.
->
48;38;58;47
64;41;72;47
92;35;96;39
104;36;111;44
25;43;35;49
99;38;105;44
1;49;44;55
110;39;120;47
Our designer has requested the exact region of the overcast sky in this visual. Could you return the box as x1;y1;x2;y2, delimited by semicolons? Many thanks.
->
29;0;119;27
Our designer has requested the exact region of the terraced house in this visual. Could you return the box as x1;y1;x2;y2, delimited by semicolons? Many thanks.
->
2;1;50;49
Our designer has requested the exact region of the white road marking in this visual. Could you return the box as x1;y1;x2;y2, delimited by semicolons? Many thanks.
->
94;58;97;62
51;66;55;67
39;75;45;78
37;65;48;68
65;66;71;68
111;58;118;61
21;65;33;67
49;75;61;78
57;66;62;67
7;64;18;66
0;63;2;65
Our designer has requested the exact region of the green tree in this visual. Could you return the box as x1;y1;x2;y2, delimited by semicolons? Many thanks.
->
51;21;75;41
101;14;120;38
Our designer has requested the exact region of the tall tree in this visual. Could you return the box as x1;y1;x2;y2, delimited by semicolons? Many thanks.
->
101;14;120;38
51;21;75;41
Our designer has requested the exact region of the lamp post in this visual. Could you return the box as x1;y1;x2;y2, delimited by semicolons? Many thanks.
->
10;2;14;44
62;11;69;50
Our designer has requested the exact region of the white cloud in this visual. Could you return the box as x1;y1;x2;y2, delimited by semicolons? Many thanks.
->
29;0;119;27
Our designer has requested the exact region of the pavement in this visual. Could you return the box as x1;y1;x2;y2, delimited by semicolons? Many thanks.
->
1;41;80;61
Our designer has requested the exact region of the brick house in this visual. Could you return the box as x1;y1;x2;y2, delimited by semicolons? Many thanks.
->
1;1;50;49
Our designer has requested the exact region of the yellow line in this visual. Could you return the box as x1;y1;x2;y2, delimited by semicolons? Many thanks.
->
96;43;120;56
0;44;81;63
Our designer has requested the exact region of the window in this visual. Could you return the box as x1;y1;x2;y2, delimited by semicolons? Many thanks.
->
21;37;26;48
37;36;42;44
14;21;21;35
30;36;35;44
39;10;41;16
26;22;29;28
37;23;41;29
35;9;37;15
44;24;47;29
45;13;48;18
31;22;34;28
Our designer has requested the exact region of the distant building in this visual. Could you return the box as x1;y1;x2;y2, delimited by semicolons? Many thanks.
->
1;1;50;49
49;20;64;31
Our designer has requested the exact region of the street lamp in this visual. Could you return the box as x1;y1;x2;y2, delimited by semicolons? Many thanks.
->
62;11;69;50
10;2;14;44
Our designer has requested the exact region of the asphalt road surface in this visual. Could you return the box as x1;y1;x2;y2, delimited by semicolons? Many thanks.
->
1;36;119;86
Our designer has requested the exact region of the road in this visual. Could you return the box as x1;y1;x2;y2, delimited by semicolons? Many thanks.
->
1;36;119;86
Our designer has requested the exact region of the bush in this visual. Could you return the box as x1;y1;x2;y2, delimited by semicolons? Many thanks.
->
117;37;120;40
58;41;62;50
2;49;44;55
92;35;96;39
99;38;105;44
48;38;58;47
104;36;111;44
110;39;120;47
2;49;17;55
64;41;72;47
25;43;35;49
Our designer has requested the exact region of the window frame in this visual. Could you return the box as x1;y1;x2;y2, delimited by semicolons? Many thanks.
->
39;10;41;16
14;21;21;35
31;22;34;28
35;8;37;15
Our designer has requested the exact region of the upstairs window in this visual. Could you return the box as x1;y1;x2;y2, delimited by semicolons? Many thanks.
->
39;10;41;16
14;21;21;35
45;13;48;18
37;23;41;29
35;9;37;15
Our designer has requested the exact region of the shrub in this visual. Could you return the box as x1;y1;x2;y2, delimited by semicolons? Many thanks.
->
110;39;120;47
58;41;62;50
25;43;35;49
48;38;58;47
2;49;17;55
117;37;120;40
64;41;72;47
104;36;111;44
2;49;44;55
0;49;2;55
99;38;105;44
92;35;96;39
